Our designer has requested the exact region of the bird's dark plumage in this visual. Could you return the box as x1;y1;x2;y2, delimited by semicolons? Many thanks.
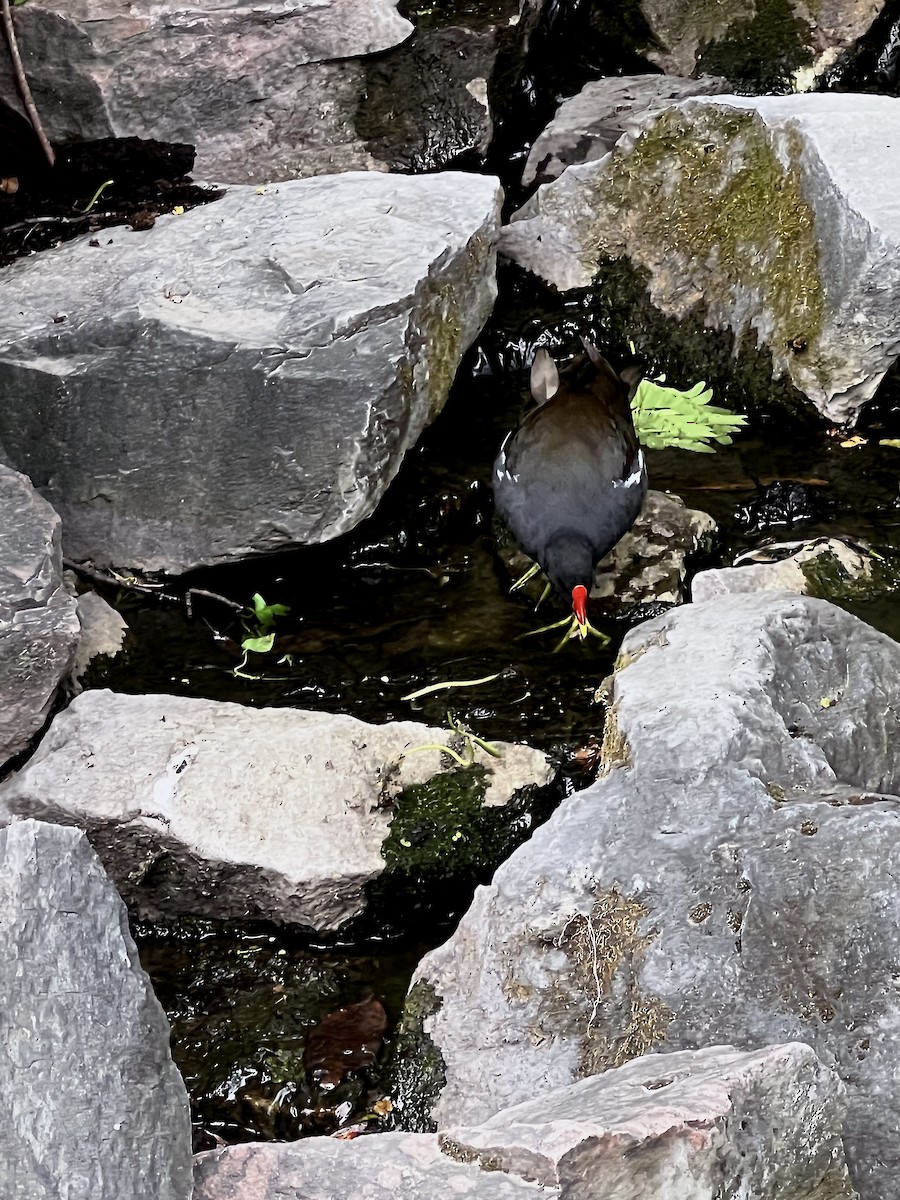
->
493;343;647;619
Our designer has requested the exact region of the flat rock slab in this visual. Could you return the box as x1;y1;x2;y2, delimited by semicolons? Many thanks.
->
0;690;553;932
0;172;501;572
502;94;900;423
692;538;872;603
193;1132;549;1199
0;0;413;181
0;819;192;1200
441;1043;854;1199
404;594;900;1199
0;464;79;769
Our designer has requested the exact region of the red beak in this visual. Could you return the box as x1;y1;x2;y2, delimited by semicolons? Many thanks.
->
572;584;588;625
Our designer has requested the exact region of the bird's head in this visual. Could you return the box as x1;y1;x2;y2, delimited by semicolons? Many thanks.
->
571;584;589;629
544;533;594;637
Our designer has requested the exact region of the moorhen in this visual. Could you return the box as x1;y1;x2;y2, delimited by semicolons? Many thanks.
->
493;341;647;640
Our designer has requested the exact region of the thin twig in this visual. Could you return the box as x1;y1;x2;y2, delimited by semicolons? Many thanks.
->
2;210;127;234
63;559;243;619
0;0;55;168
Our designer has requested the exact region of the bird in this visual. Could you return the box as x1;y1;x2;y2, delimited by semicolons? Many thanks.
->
493;340;647;642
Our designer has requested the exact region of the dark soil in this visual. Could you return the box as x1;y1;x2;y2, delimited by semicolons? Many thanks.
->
0;105;221;268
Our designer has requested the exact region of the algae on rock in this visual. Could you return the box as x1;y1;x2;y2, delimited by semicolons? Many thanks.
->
596;106;824;363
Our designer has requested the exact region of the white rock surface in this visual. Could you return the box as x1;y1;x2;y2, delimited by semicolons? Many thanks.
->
0;690;553;931
194;1132;549;1200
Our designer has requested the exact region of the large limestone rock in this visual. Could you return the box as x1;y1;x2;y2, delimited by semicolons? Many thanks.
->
501;94;900;424
0;465;79;770
402;593;900;1199
0;0;414;182
0;172;502;572
193;1045;854;1199
0;691;553;932
441;1044;854;1200
0;0;537;182
0;819;192;1200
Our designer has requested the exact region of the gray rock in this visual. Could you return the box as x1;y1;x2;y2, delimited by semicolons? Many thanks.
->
405;593;900;1198
441;1043;854;1200
70;590;128;686
0;465;79;770
357;19;504;174
637;0;885;83
692;537;872;603
501;94;900;424
0;0;413;182
592;489;715;606
193;1132;549;1200
522;74;729;188
0;819;192;1200
0;690;553;932
0;172;502;572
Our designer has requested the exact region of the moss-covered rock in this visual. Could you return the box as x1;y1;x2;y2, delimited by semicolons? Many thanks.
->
501;94;900;424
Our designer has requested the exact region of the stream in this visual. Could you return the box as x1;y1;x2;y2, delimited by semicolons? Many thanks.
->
56;0;900;1148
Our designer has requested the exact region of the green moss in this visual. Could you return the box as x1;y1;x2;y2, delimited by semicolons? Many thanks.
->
698;0;811;92
381;980;446;1132
382;764;492;873
601;106;824;361
799;547;900;604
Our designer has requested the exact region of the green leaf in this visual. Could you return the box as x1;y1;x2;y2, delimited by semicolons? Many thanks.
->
632;376;746;453
248;593;290;630
241;633;276;654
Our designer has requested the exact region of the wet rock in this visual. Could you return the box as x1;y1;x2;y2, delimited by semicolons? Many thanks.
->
500;489;715;610
70;589;128;687
0;0;537;183
692;537;873;603
401;593;900;1198
193;1132;547;1200
522;74;729;188
0;819;192;1199
0;464;79;770
441;1043;854;1200
625;0;885;88
0;0;413;183
0;690;553;933
593;489;715;606
501;94;900;425
357;8;516;174
0;172;502;573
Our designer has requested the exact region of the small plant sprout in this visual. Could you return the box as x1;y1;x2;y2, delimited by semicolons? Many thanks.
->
401;710;501;769
234;593;290;676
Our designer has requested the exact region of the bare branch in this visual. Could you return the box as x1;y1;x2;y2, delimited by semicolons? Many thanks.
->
1;0;55;168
